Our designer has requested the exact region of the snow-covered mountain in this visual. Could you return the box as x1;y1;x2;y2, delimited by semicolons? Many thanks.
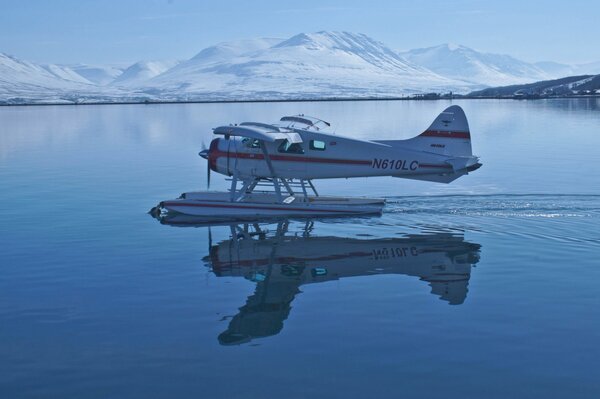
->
1;32;598;104
68;64;125;85
400;44;600;88
0;53;141;103
399;44;554;87
147;32;468;99
188;38;283;66
0;53;75;89
533;61;577;78
40;64;93;84
0;52;91;101
111;60;180;87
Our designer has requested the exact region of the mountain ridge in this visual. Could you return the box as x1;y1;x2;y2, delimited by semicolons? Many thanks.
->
1;32;598;104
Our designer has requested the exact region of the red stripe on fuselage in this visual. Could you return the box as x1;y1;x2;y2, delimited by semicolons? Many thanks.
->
209;149;372;166
207;142;452;172
419;163;452;169
212;251;372;269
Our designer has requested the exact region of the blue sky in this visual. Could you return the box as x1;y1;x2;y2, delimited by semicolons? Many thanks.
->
1;0;598;65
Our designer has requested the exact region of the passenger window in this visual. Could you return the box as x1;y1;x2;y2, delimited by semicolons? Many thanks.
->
310;140;326;151
281;265;304;276
278;140;304;154
311;267;328;277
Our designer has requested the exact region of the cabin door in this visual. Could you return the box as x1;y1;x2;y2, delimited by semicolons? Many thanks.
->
276;140;307;179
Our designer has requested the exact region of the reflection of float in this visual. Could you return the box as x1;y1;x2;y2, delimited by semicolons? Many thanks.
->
189;219;482;346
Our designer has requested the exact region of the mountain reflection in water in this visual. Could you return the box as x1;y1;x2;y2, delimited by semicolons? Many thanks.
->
161;216;481;345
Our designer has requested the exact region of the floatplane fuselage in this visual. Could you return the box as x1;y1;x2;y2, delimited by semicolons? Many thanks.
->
152;105;482;219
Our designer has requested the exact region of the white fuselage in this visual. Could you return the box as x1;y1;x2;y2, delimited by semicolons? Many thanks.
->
208;128;473;180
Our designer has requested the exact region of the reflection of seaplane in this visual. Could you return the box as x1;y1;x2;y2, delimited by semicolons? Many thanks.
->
151;106;481;219
178;218;482;346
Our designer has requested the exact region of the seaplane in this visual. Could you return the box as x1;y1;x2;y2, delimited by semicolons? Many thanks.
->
150;105;481;219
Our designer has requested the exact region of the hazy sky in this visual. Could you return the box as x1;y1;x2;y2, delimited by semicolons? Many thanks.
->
1;0;598;65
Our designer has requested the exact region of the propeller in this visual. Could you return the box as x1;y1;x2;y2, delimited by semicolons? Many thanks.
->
199;142;211;190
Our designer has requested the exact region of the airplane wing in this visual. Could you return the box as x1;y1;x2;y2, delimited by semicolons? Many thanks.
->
213;123;302;143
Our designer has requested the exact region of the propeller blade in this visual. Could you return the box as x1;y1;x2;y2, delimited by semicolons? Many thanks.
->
207;163;211;190
199;143;211;189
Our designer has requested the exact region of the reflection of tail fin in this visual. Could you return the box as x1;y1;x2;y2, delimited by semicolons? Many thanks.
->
413;105;473;157
427;278;470;305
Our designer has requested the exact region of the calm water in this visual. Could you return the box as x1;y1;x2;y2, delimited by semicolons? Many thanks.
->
1;99;599;398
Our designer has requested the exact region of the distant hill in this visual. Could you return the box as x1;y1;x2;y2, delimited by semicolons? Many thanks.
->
0;52;95;102
67;64;125;85
111;60;180;87
399;44;552;87
468;74;600;97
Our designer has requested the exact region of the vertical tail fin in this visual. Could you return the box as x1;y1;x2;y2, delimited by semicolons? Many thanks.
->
415;105;473;157
397;105;481;181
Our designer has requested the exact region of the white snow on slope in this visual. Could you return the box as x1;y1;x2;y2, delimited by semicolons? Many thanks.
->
41;64;93;84
68;64;125;85
0;53;81;89
400;44;553;87
146;37;285;92
188;37;284;65
111;60;180;87
0;52;93;102
0;53;137;103
533;61;577;78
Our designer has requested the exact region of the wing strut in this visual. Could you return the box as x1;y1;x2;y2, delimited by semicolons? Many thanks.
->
308;180;319;197
259;142;283;202
258;141;296;201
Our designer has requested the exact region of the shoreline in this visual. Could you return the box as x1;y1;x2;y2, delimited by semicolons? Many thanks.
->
1;94;599;107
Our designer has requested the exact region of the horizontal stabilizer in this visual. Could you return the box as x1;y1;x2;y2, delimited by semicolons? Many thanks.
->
395;172;467;184
445;156;480;171
394;160;481;183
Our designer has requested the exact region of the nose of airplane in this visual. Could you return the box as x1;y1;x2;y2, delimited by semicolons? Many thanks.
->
199;138;221;189
198;138;222;184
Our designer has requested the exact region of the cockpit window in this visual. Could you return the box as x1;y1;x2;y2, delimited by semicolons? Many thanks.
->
309;140;326;151
242;138;261;148
278;140;304;154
